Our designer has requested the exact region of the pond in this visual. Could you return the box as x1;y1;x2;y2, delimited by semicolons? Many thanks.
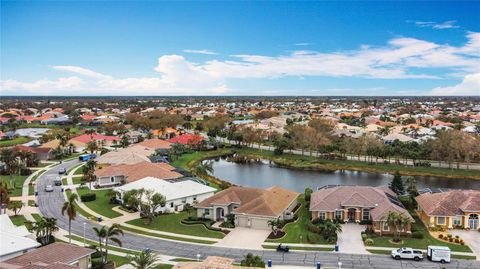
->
210;157;480;192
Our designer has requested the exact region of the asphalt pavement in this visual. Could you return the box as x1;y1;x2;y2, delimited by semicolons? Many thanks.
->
37;159;480;269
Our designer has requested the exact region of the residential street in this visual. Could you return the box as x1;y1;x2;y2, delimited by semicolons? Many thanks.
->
35;160;480;269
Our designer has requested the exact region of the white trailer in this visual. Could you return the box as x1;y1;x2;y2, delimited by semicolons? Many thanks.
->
427;246;451;263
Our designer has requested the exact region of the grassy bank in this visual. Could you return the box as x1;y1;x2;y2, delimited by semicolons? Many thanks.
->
233;148;480;180
77;187;122;218
0;137;31;147
0;175;29;196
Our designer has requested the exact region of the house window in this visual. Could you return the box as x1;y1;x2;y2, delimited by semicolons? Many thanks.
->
383;222;389;231
170;202;174;208
335;210;342;220
181;198;186;203
193;196;197;201
437;216;446;225
453;216;462;226
362;209;370;221
319;212;326;220
110;177;115;183
204;209;210;215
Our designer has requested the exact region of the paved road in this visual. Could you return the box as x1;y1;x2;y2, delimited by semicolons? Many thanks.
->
37;160;480;269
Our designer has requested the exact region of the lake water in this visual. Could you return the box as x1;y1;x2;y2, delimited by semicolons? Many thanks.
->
210;157;480;192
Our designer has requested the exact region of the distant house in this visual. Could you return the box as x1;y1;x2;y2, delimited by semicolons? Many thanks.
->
382;133;414;144
0;215;40;261
70;133;120;151
168;133;204;146
94;161;182;187
115;177;216;213
137;138;172;151
309;186;413;235
196;186;299;230
96;145;156;165
173;256;242;269
0;242;95;269
416;190;480;230
12;145;53;161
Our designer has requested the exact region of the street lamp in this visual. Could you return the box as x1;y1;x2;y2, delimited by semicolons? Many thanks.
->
83;222;86;246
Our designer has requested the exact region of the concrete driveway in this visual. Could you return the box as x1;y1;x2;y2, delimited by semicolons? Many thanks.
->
337;223;369;254
451;230;480;261
215;227;270;249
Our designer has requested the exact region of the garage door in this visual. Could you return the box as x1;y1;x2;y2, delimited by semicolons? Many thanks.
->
250;218;270;230
237;216;248;227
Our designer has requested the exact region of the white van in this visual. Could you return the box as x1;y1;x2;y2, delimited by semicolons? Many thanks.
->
427;246;451;263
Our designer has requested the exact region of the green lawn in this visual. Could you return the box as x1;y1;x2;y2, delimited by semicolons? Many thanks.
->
0;175;29;196
66;190;95;219
126;211;225;239
31;213;43;222
76;188;122;218
28;200;35;206
67;163;84;174
68;234;139;255
74;168;84;176
262;245;333;251
365;213;472;253
265;196;328;244
0;137;31;147
9;215;28;226
120;225;217;244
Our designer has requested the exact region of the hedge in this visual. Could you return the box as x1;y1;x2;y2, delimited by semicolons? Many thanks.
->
80;193;97;202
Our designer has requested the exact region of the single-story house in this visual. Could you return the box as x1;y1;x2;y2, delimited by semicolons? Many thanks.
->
0;215;40;261
168;133;204;146
137;138;172;151
12;145;53;161
173;256;242;269
70;133;120;150
195;186;299;230
41;139;85;153
0;242;95;269
94;161;182;187
382;133;414;144
96;144;155;165
416;189;480;230
114;177;215;213
310;186;414;235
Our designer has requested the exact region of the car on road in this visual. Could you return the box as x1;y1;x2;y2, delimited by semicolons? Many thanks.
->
427;246;451;263
45;185;54;192
391;247;423;261
54;176;62;186
276;244;289;252
58;168;67;174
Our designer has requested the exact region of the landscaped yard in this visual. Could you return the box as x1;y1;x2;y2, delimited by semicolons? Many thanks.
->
9;215;28;226
77;187;122;218
0;137;31;147
265;196;329;244
1;175;29;196
364;213;472;253
126;211;225;239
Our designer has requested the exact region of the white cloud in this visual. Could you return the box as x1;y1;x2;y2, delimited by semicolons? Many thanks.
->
1;32;479;95
429;73;480;96
183;49;217;55
294;43;312;46
414;20;459;29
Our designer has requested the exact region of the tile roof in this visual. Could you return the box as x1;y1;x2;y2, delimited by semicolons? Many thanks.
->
173;256;241;269
95;161;182;182
168;134;203;145
12;145;52;154
70;133;120;144
196;186;299;217
3;243;94;267
416;190;480;216
310;186;412;221
96;145;155;165
137;138;172;149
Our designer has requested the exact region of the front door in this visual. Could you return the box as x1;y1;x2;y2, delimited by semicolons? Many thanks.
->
469;214;479;230
348;208;356;222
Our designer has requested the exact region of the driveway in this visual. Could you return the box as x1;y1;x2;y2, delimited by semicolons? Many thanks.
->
214;227;270;249
337;223;369;254
451;230;480;261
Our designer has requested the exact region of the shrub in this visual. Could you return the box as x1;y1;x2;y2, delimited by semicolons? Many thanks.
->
361;233;368;241
307;222;320;234
80;193;96;202
240;253;265;268
438;234;444;239
449;238;453;242
365;238;374;246
411;231;424;239
454;238;460;243
455;235;460;239
460;241;465;245
447;234;453;238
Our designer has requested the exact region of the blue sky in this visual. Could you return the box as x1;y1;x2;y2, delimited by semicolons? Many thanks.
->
1;1;479;96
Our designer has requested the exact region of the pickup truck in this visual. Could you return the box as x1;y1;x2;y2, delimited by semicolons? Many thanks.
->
391;247;423;261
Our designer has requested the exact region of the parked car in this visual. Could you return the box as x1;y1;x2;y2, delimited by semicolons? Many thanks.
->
54;177;62;186
427;246;451;263
276;244;289;252
58;168;67;174
391;247;423;261
45;185;54;192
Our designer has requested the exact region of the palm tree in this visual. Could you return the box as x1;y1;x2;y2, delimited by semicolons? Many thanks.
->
267;218;281;236
61;193;78;243
93;224;124;264
319;220;342;244
128;249;159;269
0;183;10;215
82;159;97;188
386;211;411;242
193;161;214;176
85;129;96;139
86;140;98;154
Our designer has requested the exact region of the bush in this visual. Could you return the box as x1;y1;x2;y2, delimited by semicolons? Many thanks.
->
455;235;460;239
447;233;453;238
359;220;372;225
411;231;424;239
240;253;265;268
361;233;367;241
438;234;444;239
365;238;374;246
449;238;453;242
307;222;320;234
80;193;96;202
20;167;32;176
454;238;460;243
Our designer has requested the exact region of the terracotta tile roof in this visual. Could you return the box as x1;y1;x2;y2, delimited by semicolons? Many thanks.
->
310;186;412;221
3;243;94;267
196;186;299;217
70;133;120;144
173;256;241;269
95;161;181;182
96;145;155;165
168;134;203;145
416;190;480;216
137;138;172;149
12;145;52;154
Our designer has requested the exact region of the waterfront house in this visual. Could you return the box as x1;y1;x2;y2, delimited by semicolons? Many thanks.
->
416;189;480;230
195;186;299;230
114;177;215;213
309;186;413;235
0;242;95;269
96;144;155;165
94;161;182;187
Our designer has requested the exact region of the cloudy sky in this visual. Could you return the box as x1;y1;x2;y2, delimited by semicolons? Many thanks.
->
1;1;479;96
